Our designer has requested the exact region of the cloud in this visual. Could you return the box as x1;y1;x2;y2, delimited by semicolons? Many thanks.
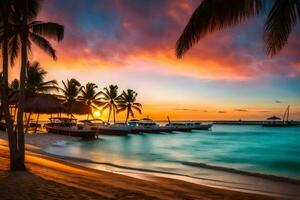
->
174;108;198;112
32;0;300;81
234;109;248;112
218;111;226;114
275;100;282;104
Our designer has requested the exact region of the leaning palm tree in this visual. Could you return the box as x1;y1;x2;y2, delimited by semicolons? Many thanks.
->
7;0;64;170
100;85;120;123
117;89;142;123
176;0;300;58
78;82;102;119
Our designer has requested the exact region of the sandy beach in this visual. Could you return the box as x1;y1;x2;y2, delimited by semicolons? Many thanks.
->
0;131;289;200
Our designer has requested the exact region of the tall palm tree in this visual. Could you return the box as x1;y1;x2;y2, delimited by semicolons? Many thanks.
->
59;78;83;116
8;0;64;170
78;82;102;119
0;0;18;170
176;0;300;58
117;89;142;123
100;85;120;123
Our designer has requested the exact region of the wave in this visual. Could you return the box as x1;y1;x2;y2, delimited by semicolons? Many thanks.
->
41;148;300;185
181;161;300;184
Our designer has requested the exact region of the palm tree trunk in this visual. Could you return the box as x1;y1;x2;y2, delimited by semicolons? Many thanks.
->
25;112;31;133
125;109;130;123
107;106;112;123
14;0;28;170
34;114;39;133
113;106;116;124
1;1;19;170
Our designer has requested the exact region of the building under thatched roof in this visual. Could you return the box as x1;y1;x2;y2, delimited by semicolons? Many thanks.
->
24;94;65;114
63;101;91;115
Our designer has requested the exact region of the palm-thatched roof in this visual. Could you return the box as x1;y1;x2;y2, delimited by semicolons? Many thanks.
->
267;116;281;120
24;94;65;114
63;101;91;115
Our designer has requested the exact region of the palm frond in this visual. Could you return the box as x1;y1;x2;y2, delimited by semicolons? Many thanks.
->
176;0;264;58
29;32;57;60
264;0;300;56
31;21;64;41
9;35;20;66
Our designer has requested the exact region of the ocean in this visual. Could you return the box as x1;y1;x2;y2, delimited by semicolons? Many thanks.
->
45;125;300;180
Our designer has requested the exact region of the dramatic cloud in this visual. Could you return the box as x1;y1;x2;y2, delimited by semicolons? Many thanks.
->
31;0;300;81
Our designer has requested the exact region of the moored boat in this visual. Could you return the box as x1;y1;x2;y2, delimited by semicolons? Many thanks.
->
44;117;97;139
97;123;131;136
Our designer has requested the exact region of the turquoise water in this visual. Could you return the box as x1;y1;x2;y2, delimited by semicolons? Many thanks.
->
45;125;300;180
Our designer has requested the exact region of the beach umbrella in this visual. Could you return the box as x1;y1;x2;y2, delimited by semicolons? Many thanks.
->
63;101;92;115
267;116;281;120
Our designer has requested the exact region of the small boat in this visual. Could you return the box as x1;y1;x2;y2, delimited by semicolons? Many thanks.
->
97;123;131;136
263;105;299;127
44;117;97;139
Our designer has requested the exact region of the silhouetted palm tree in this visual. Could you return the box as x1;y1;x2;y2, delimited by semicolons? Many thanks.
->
100;85;120;123
60;78;83;116
176;0;300;58
0;0;18;170
7;0;64;170
78;83;102;119
26;61;58;93
117;89;142;123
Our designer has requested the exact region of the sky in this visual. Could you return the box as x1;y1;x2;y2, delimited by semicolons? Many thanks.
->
9;0;300;121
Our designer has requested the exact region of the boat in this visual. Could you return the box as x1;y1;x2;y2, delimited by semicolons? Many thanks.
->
97;123;131;136
263;105;299;127
44;117;97;139
165;122;193;132
78;119;107;130
189;122;213;130
133;118;169;133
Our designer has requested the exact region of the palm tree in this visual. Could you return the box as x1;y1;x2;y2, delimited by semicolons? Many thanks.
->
7;0;64;170
0;0;18;170
26;61;59;93
117;89;142;123
100;85;120;123
25;61;59;132
176;0;300;58
78;83;102;119
59;78;83;116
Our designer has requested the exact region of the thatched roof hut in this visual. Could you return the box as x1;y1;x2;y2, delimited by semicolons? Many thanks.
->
63;101;91;115
24;94;65;114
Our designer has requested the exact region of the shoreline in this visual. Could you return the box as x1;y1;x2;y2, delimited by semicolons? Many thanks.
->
1;131;300;199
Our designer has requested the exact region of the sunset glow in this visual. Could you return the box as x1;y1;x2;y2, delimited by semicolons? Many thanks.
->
8;0;300;121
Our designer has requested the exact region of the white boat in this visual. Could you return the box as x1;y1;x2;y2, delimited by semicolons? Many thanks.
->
132;118;169;133
44;118;97;139
97;123;131;136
